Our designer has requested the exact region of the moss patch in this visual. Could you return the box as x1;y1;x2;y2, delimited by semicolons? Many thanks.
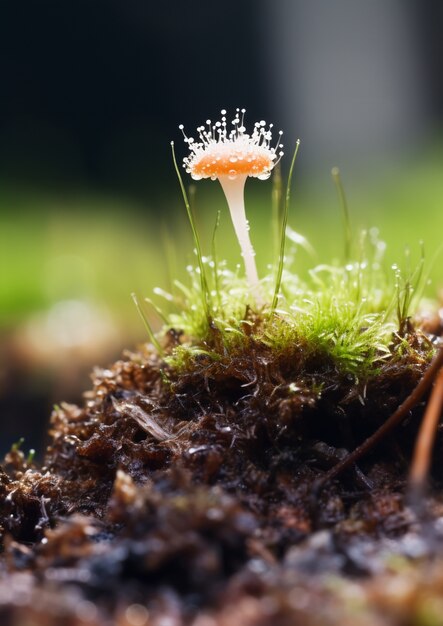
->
1;313;442;624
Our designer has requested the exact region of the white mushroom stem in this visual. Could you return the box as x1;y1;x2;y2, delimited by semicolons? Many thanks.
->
218;175;260;293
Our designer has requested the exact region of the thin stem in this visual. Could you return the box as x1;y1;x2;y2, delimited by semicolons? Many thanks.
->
131;293;163;355
218;175;260;292
271;139;300;313
331;167;352;263
171;142;211;322
271;163;283;261
211;208;222;313
409;366;443;492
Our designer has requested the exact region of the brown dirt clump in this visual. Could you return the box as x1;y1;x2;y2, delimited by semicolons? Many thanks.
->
1;321;443;626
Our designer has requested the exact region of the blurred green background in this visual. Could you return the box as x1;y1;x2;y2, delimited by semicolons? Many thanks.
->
1;0;443;455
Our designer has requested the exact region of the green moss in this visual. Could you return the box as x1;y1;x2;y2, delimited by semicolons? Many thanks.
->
133;141;436;387
148;227;431;381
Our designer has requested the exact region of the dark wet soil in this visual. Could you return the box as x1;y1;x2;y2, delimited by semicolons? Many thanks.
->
1;318;443;626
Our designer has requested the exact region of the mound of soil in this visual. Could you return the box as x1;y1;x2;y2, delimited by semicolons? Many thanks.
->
1;320;443;626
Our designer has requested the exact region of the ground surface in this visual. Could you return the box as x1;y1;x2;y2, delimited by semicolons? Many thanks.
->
1;317;443;626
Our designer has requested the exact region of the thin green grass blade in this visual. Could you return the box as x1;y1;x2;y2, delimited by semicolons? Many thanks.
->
131;292;163;355
331;167;352;263
170;141;211;321
211;208;222;313
11;437;25;452
145;297;169;325
26;449;36;465
271;163;283;260
418;239;443;302
271;139;301;314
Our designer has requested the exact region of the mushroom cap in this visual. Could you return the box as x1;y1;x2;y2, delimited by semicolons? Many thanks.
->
181;110;283;182
189;138;275;181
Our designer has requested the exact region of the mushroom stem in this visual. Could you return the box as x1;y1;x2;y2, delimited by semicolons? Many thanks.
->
218;175;260;292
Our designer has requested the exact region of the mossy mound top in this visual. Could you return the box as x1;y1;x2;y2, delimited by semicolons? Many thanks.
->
1;312;442;625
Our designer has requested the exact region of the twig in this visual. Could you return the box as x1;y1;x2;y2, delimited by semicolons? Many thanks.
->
313;345;443;494
409;366;443;492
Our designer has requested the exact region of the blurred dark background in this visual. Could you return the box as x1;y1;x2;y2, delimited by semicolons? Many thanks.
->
1;0;443;456
0;0;270;195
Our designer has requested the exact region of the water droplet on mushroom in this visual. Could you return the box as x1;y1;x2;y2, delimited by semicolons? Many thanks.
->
257;171;271;180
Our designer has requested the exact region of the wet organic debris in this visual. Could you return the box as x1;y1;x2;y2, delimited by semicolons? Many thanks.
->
1;315;443;625
2;105;442;624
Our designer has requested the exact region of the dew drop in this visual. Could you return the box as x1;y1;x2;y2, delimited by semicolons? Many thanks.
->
191;173;202;181
229;156;238;163
257;171;271;180
228;170;237;180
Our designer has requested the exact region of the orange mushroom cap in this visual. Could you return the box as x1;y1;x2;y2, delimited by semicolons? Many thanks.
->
181;109;283;182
